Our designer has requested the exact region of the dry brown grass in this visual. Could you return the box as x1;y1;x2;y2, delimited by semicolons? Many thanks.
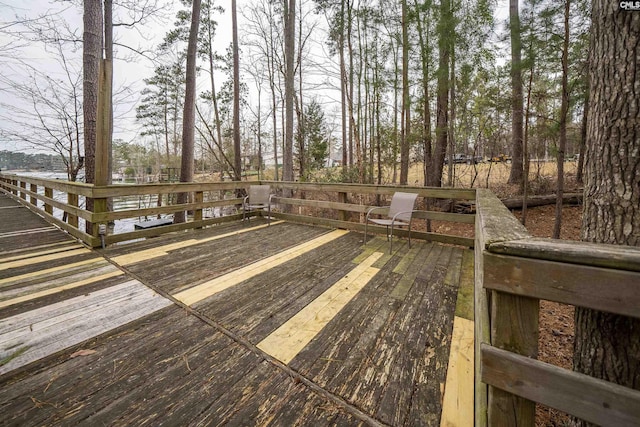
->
407;160;579;197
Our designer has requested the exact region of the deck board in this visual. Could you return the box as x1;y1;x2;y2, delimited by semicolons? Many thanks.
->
0;192;475;426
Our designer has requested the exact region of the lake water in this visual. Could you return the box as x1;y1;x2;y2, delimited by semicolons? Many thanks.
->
1;170;230;239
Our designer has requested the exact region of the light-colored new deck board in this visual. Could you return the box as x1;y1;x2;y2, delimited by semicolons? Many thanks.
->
111;221;284;266
174;229;349;306
0;259;108;288
0;269;123;309
0;241;78;258
440;316;474;427
0;243;82;262
0;264;120;301
0;248;92;271
257;251;383;364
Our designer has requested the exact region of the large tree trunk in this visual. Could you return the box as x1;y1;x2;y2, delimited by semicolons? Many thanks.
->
283;0;296;194
83;0;103;234
573;2;640;425
399;0;410;185
104;0;114;219
553;0;570;239
413;2;432;187
508;0;524;186
339;0;347;173
175;0;201;224
232;0;242;183
431;0;451;188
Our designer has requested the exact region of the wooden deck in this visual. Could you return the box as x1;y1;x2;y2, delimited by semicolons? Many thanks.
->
0;193;474;426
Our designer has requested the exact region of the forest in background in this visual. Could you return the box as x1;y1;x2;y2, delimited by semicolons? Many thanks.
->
0;0;590;189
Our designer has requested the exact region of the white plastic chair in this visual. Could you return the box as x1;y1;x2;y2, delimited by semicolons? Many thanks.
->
364;192;418;253
243;185;274;225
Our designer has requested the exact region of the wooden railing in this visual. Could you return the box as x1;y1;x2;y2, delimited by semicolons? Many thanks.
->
0;173;476;248
474;188;640;426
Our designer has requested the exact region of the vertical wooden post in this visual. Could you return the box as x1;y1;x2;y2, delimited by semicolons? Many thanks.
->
488;292;539;426
19;181;26;200
91;58;112;245
67;193;79;228
338;191;347;222
44;187;53;214
194;191;203;226
29;183;37;206
12;179;17;195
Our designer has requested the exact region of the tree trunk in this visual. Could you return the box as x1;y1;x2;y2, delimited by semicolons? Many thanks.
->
553;0;570;239
399;0;410;185
83;0;103;234
413;1;432;187
339;0;347;173
104;0;114;218
431;0;451;188
283;0;296;193
508;0;524;186
175;0;201;224
574;2;640;426
206;10;224;181
576;86;589;184
232;0;242;183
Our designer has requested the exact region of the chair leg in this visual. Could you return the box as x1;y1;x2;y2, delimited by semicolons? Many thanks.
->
389;223;394;254
268;205;271;226
364;221;368;244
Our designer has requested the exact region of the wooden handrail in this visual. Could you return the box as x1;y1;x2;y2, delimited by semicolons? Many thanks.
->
0;174;477;248
475;188;640;426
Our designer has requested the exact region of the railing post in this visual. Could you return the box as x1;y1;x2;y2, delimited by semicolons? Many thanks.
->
44;187;53;215
29;183;37;206
91;195;108;247
475;189;537;427
67;193;79;228
487;291;539;426
194;191;203;226
19;181;26;200
11;179;17;195
337;191;347;221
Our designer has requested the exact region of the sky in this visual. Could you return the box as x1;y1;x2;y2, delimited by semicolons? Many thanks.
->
0;0;236;153
0;0;510;155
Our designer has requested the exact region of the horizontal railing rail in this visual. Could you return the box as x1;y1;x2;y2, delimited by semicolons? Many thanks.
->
0;174;476;248
474;188;640;426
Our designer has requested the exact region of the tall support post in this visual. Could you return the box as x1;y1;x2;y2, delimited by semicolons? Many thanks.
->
92;58;112;246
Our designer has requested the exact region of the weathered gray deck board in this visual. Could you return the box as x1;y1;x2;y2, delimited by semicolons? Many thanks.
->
0;280;171;375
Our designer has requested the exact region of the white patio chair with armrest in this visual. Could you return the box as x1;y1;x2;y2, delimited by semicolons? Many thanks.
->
243;185;274;225
363;192;418;253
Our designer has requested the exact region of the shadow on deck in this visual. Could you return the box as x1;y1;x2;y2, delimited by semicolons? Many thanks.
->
0;194;474;426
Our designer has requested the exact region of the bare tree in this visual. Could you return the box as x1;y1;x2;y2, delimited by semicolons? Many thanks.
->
283;0;296;188
508;0;524;186
174;0;201;224
232;0;242;182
